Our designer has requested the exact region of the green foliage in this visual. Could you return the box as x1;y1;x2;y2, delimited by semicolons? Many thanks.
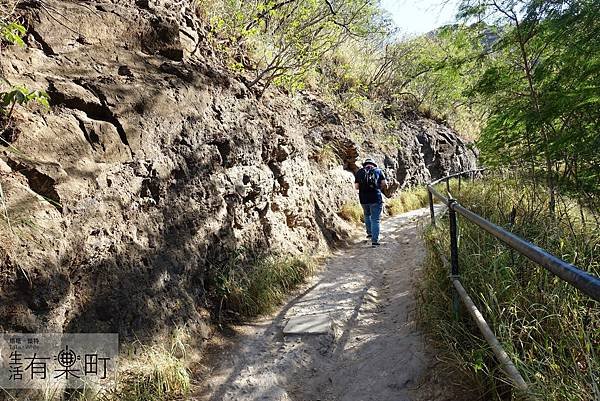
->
197;0;489;137
420;175;600;400
198;0;393;94
0;87;50;138
461;0;600;197
0;19;50;131
199;0;598;175
1;87;50;110
316;22;488;139
0;0;24;44
1;20;25;46
399;25;488;137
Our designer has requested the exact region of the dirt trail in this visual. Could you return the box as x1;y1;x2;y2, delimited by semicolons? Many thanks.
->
195;207;470;401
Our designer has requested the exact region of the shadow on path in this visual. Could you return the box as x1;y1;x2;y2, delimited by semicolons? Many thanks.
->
196;207;477;401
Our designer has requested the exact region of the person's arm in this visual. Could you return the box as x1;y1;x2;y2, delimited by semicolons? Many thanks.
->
354;169;362;190
379;169;387;189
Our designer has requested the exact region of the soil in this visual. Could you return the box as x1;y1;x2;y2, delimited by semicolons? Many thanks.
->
193;207;477;401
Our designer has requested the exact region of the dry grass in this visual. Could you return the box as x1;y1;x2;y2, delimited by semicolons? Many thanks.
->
106;327;192;401
116;344;191;401
1;329;194;401
338;201;364;223
314;143;342;167
386;186;430;216
419;175;600;400
340;187;431;224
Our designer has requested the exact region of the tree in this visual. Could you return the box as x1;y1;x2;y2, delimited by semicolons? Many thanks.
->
459;0;600;212
201;0;392;94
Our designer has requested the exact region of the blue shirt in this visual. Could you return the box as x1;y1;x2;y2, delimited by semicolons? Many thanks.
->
355;167;386;204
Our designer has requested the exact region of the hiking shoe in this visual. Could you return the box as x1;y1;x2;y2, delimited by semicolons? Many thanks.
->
366;234;372;238
371;241;381;247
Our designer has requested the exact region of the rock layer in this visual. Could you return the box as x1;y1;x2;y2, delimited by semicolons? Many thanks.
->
0;0;476;338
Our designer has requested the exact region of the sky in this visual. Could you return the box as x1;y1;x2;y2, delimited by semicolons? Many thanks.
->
381;0;462;36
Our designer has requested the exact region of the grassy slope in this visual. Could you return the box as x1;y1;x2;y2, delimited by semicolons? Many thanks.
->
419;176;600;401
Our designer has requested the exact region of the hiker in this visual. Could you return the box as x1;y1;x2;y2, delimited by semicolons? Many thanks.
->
355;158;387;247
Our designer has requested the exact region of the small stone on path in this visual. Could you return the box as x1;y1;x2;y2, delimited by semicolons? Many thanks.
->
283;314;332;335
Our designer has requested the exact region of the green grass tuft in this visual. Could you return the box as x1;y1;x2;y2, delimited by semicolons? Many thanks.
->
210;252;316;318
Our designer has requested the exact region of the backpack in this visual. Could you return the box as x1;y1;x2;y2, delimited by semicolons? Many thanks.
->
362;167;378;189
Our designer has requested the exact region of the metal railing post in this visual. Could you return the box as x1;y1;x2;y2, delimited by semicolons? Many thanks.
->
428;188;436;226
448;198;460;318
458;174;462;192
446;178;450;194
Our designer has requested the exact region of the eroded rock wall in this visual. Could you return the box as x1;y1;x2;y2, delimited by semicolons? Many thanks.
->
0;0;476;338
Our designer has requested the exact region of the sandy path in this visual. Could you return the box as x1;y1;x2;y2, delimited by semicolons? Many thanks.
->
195;207;468;401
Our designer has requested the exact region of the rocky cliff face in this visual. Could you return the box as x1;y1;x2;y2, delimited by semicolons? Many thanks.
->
0;0;477;338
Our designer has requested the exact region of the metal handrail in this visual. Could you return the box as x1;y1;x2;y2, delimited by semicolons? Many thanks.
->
427;168;486;225
452;203;600;300
427;171;600;301
425;169;600;394
428;168;486;187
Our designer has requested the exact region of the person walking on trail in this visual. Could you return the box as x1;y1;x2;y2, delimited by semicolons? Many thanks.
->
355;158;387;247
